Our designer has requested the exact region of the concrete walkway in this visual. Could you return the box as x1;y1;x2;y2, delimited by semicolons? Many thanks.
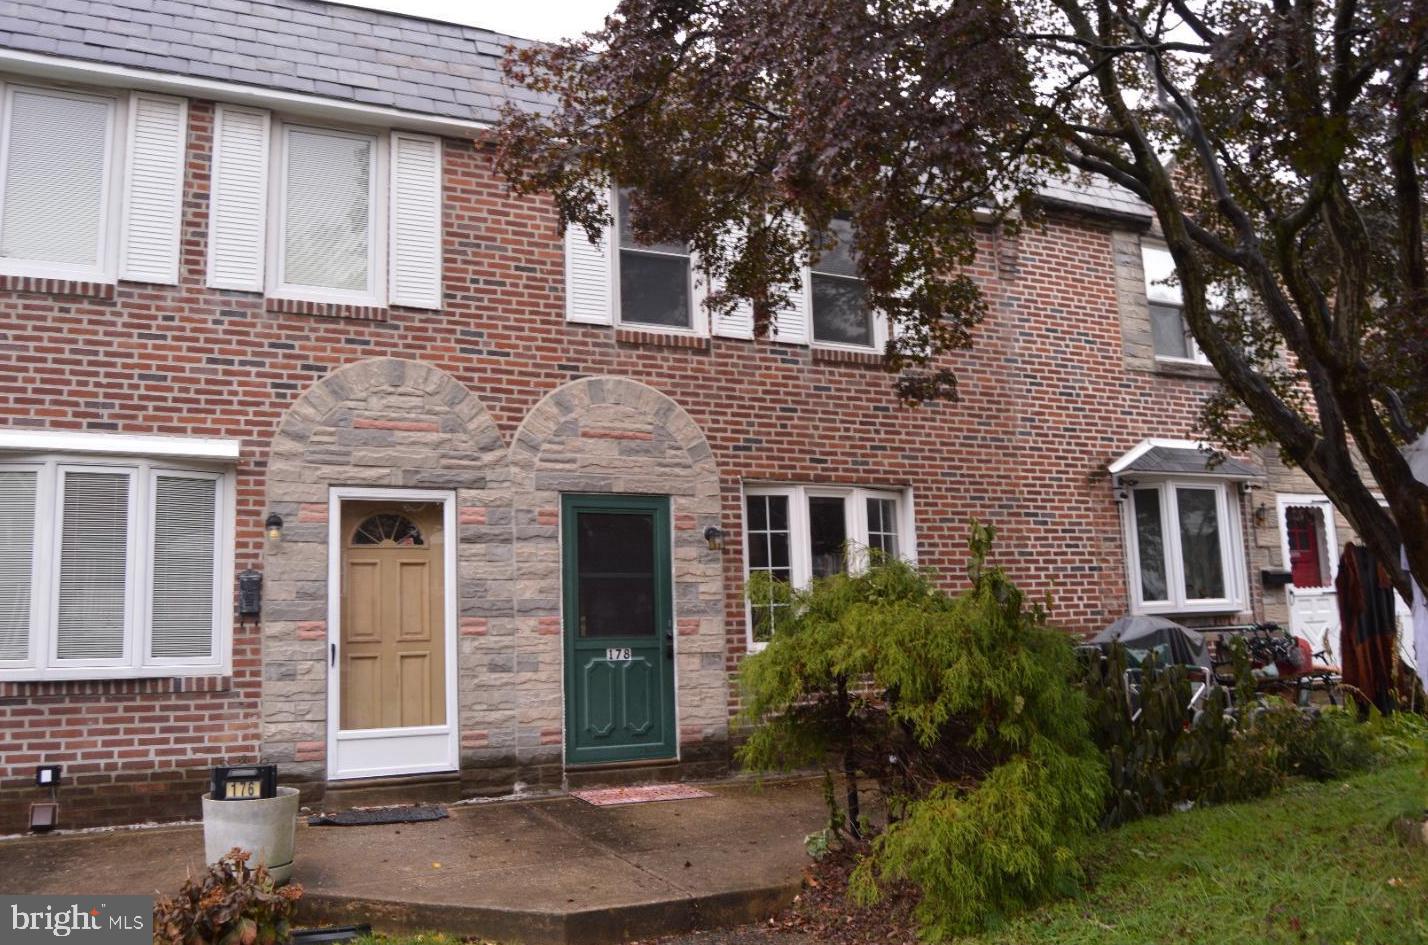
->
0;778;824;945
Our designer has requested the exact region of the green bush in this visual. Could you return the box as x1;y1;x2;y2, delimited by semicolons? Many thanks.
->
1084;639;1421;824
736;524;1106;939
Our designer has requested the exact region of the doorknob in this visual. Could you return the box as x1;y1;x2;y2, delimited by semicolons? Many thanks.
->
664;631;674;660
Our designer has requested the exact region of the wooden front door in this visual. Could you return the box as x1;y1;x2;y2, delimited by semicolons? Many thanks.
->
562;494;677;765
340;501;446;731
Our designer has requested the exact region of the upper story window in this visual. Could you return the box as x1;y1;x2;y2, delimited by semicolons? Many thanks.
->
273;124;380;304
1124;478;1246;614
0;452;234;681
615;189;695;331
0;84;120;281
208;106;443;310
742;484;912;648
810;217;875;348
1141;243;1209;365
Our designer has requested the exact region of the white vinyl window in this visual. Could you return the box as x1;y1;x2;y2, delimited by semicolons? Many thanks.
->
1142;243;1210;365
0;83;121;281
742;484;912;648
810;216;883;350
614;188;699;332
1124;478;1246;614
0;456;232;680
271;123;383;305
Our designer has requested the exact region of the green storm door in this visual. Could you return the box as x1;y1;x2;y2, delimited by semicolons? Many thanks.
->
563;494;677;765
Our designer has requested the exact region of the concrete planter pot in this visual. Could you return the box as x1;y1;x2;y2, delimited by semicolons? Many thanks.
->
201;786;300;884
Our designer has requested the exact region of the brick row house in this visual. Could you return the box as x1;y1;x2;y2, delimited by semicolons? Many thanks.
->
0;0;1383;828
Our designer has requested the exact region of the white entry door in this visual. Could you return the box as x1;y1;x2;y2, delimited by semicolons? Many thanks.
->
1279;497;1340;658
327;488;459;780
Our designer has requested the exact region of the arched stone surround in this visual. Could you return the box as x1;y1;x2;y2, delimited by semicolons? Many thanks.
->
261;358;510;784
262;363;727;793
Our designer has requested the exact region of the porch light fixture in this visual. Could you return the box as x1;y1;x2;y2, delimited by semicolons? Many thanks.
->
265;512;284;542
703;525;725;551
1254;503;1270;527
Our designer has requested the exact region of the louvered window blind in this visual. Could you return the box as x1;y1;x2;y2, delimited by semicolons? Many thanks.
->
0;86;112;269
0;459;226;679
56;471;131;661
0;470;37;662
282;127;374;293
150;476;217;659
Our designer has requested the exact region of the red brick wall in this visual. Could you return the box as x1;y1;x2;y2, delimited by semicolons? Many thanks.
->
0;98;1223;827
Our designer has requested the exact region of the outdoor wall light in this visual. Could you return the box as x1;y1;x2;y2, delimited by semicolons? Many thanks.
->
703;525;725;551
265;513;284;542
1254;503;1270;527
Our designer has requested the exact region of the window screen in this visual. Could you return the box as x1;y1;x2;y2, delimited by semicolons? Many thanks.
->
282;127;374;292
811;217;873;346
1;88;111;267
150;476;218;659
617;189;691;328
55;471;131;661
0;470;37;661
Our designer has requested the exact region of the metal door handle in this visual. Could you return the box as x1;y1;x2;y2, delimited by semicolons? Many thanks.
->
664;631;674;660
330;643;336;667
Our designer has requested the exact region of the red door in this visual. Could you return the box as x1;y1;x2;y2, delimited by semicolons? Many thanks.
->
1285;506;1324;587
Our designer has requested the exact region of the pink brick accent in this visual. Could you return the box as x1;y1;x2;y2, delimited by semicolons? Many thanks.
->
677;618;700;637
296;621;326;640
297;503;327;523
459;506;487;524
539;727;562;746
536;508;558;526
460;617;488;636
536;616;562;636
581;428;654;440
674;513;697;531
294;741;324;762
680;725;704;744
354;417;440;432
462;731;489;748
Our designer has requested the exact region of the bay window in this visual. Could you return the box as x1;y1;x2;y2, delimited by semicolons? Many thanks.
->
742;484;912;647
0;456;232;679
1125;478;1246;613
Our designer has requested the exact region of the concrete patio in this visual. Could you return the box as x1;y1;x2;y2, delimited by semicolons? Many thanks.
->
0;778;826;945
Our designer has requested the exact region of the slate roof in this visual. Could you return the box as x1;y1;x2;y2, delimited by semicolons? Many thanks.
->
1121;446;1260;479
0;0;549;124
1039;171;1152;222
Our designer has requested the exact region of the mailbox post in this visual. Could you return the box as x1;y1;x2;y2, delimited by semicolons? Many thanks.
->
202;764;299;884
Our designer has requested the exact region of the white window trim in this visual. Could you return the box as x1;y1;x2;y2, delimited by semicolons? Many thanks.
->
1142;241;1210;366
1275;493;1340;594
741;483;915;651
1122;476;1248;615
267;120;387;307
0;79;125;283
808;269;888;352
0;453;235;681
611;188;708;336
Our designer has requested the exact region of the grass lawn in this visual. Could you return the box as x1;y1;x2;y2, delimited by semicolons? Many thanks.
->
976;760;1428;945
347;761;1428;945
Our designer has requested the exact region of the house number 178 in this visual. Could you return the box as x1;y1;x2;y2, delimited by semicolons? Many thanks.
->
605;647;633;661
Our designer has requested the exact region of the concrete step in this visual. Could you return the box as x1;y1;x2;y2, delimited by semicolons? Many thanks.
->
563;759;718;790
315;773;463;810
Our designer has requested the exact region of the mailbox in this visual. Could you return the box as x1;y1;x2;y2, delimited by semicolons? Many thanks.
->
238;569;263;617
211;764;277;801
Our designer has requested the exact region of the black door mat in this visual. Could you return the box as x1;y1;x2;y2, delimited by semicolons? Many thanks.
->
308;805;448;826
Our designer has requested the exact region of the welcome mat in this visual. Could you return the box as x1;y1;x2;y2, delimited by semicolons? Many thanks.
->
571;784;714;807
308;804;448;826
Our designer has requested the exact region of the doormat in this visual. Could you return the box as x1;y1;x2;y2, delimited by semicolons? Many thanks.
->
571;784;714;807
308;805;448;826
